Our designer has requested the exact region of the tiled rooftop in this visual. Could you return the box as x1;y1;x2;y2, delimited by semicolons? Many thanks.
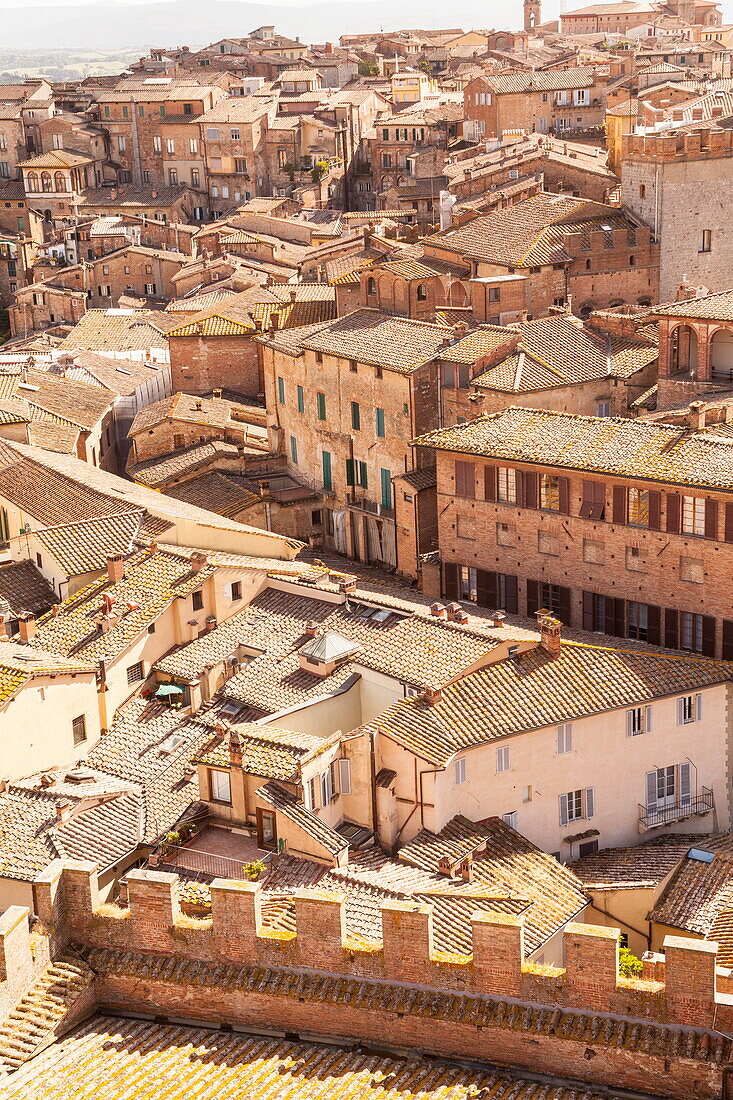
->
293;309;451;373
415;405;733;490
651;289;733;321
127;440;241;488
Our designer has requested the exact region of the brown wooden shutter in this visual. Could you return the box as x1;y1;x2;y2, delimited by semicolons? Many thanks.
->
723;619;733;661
647;604;661;647
701;615;716;657
648;491;661;530
526;579;540;617
455;461;466;498
705;499;718;540
524;471;538;509
465;462;475;499
484;465;497;502
476;568;497;608
725;503;733;543
666;493;681;534
582;590;594;631
610;597;625;638
505;574;518;615
664;608;679;650
612;485;627;525
443;561;458;600
558;476;570;515
557;585;572;625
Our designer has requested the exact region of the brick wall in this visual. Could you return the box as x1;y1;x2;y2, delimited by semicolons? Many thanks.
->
25;860;733;1099
169;334;262;396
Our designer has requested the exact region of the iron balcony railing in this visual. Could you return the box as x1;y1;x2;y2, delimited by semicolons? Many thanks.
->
638;787;714;830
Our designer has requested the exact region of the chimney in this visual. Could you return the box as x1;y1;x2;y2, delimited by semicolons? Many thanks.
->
430;602;448;619
205;614;217;632
55;801;72;824
338;577;357;595
229;731;243;767
18;612;36;643
688;400;705;432
536;610;562;657
420;684;443;705
459;856;474;882
151;189;158;199
190;551;208;572
492;610;506;628
289;288;297;302
305;620;319;638
106;552;125;584
213;388;222;399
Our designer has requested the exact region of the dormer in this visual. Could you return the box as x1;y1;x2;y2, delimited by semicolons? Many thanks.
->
297;630;360;678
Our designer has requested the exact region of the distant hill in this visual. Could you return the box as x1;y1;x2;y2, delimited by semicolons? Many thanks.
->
0;0;522;51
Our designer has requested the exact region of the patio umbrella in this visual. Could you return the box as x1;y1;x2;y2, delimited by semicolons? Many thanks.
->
155;683;184;698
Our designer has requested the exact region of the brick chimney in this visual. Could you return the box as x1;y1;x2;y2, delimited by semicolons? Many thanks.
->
107;553;125;584
190;551;208;572
430;602;448;619
18;612;36;643
55;801;72;824
420;684;443;705
536;610;562;657
338;577;357;595
687;401;705;432
305;620;319;638
229;731;242;767
492;611;506;628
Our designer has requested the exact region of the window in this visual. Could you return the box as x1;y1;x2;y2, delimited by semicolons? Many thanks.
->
597;400;610;417
351;401;361;431
626;705;652;736
580;480;605;520
556;723;572;754
502;811;518;830
118;136;126;154
153;136;162;153
497;467;516;503
320;768;333;806
322;450;333;491
189;137;198;154
206;127;220;141
126;662;144;685
192;589;204;612
210;769;232;803
339;758;351;795
380;469;393;511
455;460;475;499
72;715;87;746
304;775;318;810
639;184;646;198
145;283;156;295
289;435;298;463
627;601;650;641
375;366;382;379
646;763;691;812
367;277;376;295
540;473;561;511
682;495;705;536
628;487;650;527
231;581;242;602
316;392;326;420
681;611;704;652
191;169;200;187
416;284;427;301
230;128;240;140
700;229;712;253
166;138;175;155
678;693;702;725
454;756;466;785
381;153;392;167
168;168;178;185
277;375;286;404
296;384;304;414
559;787;594;825
496;746;510;773
375;407;385;438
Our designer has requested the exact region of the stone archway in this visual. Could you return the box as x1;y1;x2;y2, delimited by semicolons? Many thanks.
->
670;323;698;376
711;327;733;381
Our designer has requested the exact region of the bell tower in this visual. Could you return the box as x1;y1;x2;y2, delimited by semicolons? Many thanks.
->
524;0;541;31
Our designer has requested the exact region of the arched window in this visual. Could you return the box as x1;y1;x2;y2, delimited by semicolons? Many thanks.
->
711;328;733;380
41;172;52;192
367;277;376;295
27;172;38;193
670;324;698;376
416;283;427;301
54;172;66;192
629;255;635;266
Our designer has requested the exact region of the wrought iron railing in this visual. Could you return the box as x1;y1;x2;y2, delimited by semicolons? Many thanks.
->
638;788;714;830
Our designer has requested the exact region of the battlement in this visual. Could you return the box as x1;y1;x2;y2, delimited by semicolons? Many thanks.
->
31;860;733;1033
622;128;733;163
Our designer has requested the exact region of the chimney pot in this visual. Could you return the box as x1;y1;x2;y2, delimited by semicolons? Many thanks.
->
492;610;506;628
430;602;448;619
338;577;357;594
420;684;443;705
536;609;562;657
688;400;705;432
190;551;208;572
229;732;242;767
305;620;319;638
18;612;36;643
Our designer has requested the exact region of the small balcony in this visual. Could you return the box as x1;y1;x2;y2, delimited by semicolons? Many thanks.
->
638;788;714;830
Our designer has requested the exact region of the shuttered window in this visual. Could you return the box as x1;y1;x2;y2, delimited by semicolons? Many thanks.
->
556;723;572;754
296;385;304;413
475;570;518;613
580;480;605;520
496;746;510;773
528;581;571;624
677;693;702;725
321;450;332;492
559;787;594;825
316;392;326;420
375;408;386;437
351;401;360;430
582;591;624;636
626;706;652;735
454;757;466;785
645;763;691;813
497;467;516;502
681;495;705;536
455;461;475;499
339;758;351;795
627;487;651;527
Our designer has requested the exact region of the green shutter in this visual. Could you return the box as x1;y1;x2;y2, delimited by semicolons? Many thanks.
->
360;462;368;490
289;436;298;463
351;401;360;430
317;392;326;421
296;384;304;413
322;450;332;491
380;468;392;510
346;459;355;486
376;408;385;437
277;376;285;404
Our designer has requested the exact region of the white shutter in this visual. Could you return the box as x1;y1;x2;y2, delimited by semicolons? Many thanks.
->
626;710;634;737
339;758;351;795
303;778;313;810
557;726;564;753
559;793;569;826
679;761;691;805
585;787;595;819
646;770;658;811
696;693;703;721
645;706;653;733
677;698;685;726
320;771;329;807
